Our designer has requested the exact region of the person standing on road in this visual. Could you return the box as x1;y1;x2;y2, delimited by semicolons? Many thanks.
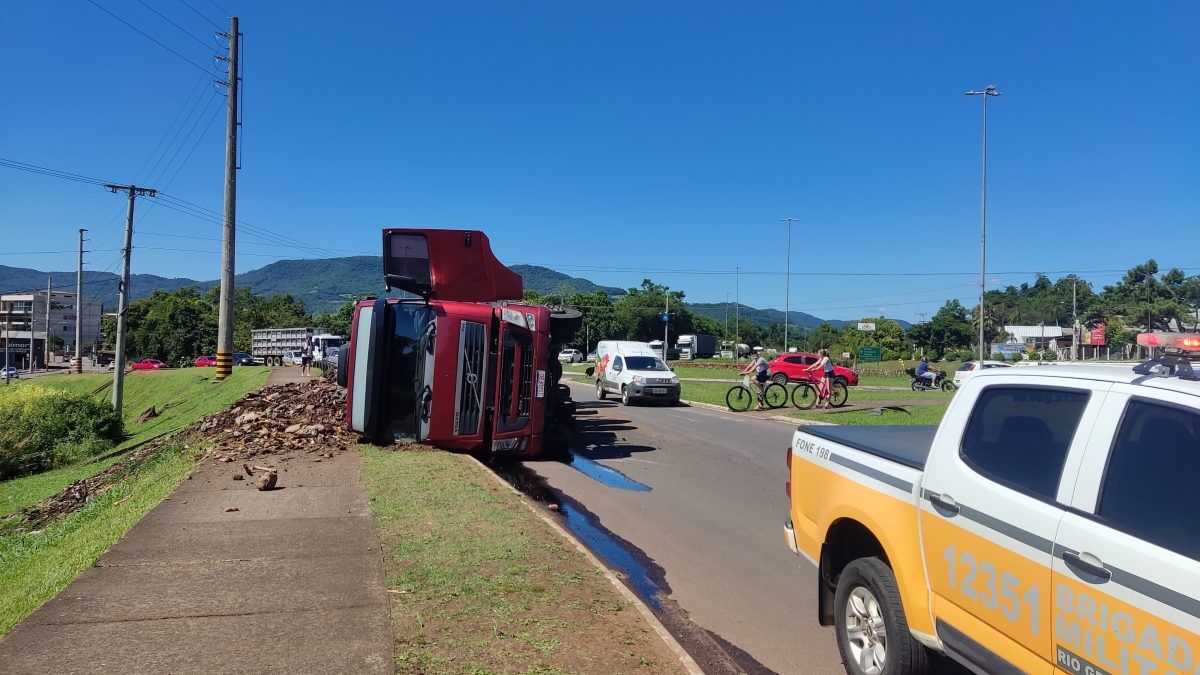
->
805;349;835;408
739;347;770;411
300;340;313;376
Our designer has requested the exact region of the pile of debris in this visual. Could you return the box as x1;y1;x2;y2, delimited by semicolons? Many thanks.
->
16;442;162;531
197;377;358;463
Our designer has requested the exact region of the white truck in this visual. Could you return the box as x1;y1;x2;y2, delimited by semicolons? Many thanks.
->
785;331;1200;675
250;327;343;366
675;333;717;360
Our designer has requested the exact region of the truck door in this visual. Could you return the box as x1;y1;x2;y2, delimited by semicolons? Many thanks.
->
606;356;624;393
346;299;388;439
1051;388;1200;675
918;378;1106;673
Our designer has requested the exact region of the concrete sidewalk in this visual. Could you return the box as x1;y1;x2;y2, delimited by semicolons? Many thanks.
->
0;371;391;673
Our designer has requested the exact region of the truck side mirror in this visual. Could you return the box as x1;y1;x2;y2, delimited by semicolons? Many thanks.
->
585;366;594;378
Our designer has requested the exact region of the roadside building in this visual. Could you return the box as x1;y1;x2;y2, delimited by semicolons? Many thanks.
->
993;324;1068;358
0;290;101;367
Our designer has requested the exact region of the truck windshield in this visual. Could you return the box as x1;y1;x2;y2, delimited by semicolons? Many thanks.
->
385;303;434;441
624;356;669;371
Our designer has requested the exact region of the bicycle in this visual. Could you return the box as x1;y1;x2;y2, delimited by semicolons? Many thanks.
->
726;375;788;412
791;378;849;410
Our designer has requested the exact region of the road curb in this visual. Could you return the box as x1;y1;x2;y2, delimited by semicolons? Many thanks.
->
468;456;704;675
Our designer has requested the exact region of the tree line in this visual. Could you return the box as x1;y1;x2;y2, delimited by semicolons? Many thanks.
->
106;258;1200;365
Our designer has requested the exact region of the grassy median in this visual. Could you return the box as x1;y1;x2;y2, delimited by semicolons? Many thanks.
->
0;367;270;636
359;446;683;674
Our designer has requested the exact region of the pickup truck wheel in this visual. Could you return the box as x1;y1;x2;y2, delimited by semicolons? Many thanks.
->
596;379;607;400
620;386;631;406
835;557;930;675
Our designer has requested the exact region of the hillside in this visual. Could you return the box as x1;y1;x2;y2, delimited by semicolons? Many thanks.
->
509;265;625;297
1;260;625;315
687;303;838;329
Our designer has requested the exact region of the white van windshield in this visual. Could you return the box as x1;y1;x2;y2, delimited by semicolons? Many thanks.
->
624;356;669;371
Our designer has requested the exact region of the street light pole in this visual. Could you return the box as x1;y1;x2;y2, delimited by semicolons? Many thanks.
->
966;85;1001;364
781;217;798;354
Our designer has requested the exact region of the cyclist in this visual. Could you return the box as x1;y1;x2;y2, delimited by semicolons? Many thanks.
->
805;348;836;408
739;347;770;411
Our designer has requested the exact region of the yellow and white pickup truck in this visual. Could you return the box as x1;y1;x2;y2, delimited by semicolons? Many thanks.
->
786;335;1200;675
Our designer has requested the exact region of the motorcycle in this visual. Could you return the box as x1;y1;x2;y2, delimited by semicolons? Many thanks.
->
906;367;956;392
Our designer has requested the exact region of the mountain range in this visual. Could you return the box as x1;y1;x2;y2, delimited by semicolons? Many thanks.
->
0;258;902;327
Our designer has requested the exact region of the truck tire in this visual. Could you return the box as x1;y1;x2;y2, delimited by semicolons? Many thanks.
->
620;385;631;406
834;557;930;675
596;380;606;400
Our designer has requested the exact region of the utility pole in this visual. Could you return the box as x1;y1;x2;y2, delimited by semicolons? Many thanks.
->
1069;273;1079;361
663;293;670;363
44;275;52;368
917;312;928;358
76;229;86;373
215;16;241;381
105;183;157;412
966;85;1001;364
4;311;10;383
735;266;741;362
781;217;798;354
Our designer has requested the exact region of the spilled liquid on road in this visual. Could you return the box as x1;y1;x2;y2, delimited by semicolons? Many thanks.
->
488;458;661;609
564;451;651;492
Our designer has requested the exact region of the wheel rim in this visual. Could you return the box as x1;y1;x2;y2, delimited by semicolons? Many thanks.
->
622;388;629;404
844;586;887;675
596;381;603;396
765;384;788;409
793;384;817;409
727;386;751;411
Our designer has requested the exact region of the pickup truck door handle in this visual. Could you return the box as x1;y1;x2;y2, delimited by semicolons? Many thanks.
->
1062;550;1112;584
927;492;960;517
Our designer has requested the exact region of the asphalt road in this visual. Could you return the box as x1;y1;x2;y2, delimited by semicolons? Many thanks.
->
527;382;840;674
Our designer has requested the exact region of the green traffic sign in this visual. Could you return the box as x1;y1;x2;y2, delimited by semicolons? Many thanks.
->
858;346;882;362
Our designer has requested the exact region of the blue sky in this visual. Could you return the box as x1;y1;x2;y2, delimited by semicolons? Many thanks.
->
2;1;1197;322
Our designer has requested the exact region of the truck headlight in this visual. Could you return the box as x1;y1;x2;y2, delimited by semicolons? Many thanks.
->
492;437;527;452
632;375;645;384
669;376;679;384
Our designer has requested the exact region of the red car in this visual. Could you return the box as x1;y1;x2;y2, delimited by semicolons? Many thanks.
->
768;353;859;386
194;355;217;367
130;358;166;371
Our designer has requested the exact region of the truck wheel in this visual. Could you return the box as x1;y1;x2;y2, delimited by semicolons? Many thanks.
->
620;386;631;406
834;558;930;675
596;379;606;400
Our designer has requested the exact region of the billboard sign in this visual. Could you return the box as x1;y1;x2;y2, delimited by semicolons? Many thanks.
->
857;322;876;332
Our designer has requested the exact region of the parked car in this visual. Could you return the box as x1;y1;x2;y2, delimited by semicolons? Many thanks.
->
194;355;217;367
768;353;859;386
1;365;19;379
952;359;1012;387
232;352;257;366
130;358;166;371
558;349;584;364
586;351;597;361
281;350;302;366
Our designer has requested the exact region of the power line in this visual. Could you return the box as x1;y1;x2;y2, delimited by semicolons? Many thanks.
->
133;0;219;52
175;0;223;31
84;0;213;74
205;0;230;18
0;157;114;186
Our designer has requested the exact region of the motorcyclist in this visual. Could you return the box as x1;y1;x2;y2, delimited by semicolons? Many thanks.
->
915;356;939;388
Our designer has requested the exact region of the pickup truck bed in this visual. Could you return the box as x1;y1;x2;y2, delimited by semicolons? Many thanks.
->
800;424;936;470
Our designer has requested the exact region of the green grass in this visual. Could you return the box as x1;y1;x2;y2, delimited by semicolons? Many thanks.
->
0;442;204;636
1;367;269;518
359;447;682;674
791;404;949;426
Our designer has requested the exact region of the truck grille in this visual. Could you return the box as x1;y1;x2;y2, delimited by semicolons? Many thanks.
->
517;345;533;418
454;321;486;435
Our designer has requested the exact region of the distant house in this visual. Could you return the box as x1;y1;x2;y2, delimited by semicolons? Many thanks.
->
995;325;1068;355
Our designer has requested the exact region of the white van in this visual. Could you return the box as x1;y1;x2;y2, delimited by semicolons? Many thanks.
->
593;341;680;406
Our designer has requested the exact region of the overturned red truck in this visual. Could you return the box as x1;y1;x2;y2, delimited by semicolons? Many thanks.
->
341;229;581;458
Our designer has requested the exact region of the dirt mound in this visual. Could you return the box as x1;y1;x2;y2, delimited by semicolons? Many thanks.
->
196;378;358;463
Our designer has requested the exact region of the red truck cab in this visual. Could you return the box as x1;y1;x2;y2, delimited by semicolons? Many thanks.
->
343;229;579;458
